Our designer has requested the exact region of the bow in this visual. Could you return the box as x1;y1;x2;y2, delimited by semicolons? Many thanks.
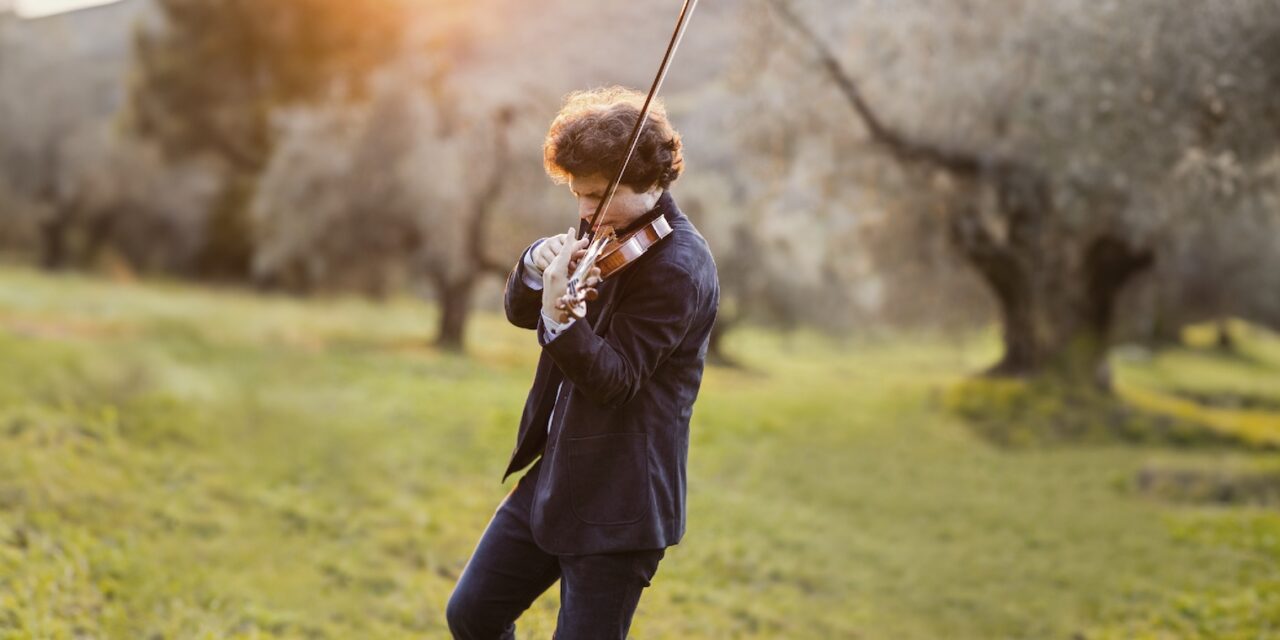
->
557;0;700;319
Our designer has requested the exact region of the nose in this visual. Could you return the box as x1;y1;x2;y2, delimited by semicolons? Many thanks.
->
578;199;600;220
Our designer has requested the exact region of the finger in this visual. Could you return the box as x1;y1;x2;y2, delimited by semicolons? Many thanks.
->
543;234;567;264
547;229;573;266
550;251;569;273
548;229;576;271
538;239;559;265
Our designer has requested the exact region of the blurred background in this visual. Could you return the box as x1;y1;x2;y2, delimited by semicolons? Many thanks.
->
1;0;1278;637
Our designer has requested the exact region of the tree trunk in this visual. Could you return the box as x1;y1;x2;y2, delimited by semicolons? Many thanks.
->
961;225;1152;390
38;213;70;271
199;175;255;280
1215;317;1236;352
1150;317;1185;347
706;315;740;368
435;276;475;352
1147;305;1186;348
83;208;119;268
422;108;513;353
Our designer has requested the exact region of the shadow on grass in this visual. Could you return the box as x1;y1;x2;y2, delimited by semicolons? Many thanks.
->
1168;387;1280;412
940;377;1273;452
1177;342;1279;372
1131;461;1280;507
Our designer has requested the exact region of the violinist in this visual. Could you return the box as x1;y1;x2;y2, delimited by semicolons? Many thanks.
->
445;85;719;639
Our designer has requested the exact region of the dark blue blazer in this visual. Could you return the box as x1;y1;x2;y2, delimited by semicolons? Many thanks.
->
500;191;719;555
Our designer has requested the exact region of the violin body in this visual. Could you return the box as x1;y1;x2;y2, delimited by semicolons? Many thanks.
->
559;213;674;319
596;214;673;279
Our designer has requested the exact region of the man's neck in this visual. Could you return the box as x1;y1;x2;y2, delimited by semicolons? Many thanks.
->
615;190;672;238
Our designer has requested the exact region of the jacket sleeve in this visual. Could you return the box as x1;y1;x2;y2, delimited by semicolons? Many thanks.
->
504;241;546;330
538;260;702;408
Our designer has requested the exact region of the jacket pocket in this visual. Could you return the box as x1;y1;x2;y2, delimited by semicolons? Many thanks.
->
567;433;650;525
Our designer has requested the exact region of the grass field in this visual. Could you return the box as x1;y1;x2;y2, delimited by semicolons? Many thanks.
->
0;265;1277;639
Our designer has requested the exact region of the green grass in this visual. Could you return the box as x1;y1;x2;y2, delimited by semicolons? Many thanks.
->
0;265;1277;639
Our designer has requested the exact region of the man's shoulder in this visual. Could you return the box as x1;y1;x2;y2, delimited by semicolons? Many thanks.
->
634;226;713;290
616;192;718;296
663;205;717;271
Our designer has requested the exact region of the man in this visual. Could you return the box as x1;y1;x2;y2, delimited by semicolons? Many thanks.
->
446;86;719;639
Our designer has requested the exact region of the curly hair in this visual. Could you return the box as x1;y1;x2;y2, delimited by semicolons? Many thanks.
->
543;86;684;192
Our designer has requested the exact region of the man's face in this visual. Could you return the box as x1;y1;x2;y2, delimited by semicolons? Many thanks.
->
570;174;661;233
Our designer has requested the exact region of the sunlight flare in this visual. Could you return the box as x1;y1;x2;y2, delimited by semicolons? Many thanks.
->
14;0;123;19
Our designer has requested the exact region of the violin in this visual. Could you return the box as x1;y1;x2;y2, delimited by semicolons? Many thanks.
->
595;215;674;279
553;214;674;318
554;0;697;320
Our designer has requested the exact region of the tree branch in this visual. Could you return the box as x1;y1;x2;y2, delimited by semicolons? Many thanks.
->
468;107;514;277
768;0;984;176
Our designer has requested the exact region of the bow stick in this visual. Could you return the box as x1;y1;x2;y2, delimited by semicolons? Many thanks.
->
559;0;700;319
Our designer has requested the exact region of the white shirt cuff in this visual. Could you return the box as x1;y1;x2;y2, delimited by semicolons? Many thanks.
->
541;309;575;342
522;239;546;291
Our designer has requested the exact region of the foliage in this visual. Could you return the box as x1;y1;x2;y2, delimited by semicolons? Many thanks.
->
127;0;410;172
752;0;1280;377
124;0;412;278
